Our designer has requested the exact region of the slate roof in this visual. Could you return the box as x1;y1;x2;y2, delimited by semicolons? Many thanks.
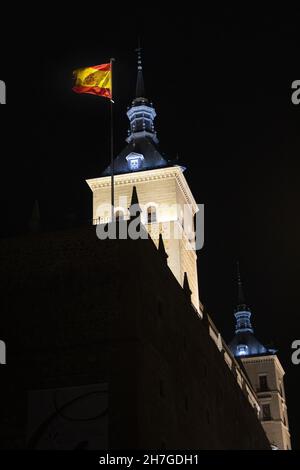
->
229;332;273;357
102;136;173;176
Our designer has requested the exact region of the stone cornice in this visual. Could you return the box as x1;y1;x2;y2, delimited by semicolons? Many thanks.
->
86;166;199;214
242;355;285;376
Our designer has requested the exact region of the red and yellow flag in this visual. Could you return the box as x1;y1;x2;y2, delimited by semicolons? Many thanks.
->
72;63;111;98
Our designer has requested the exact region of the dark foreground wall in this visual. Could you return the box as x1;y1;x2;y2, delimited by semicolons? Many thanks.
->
0;225;270;449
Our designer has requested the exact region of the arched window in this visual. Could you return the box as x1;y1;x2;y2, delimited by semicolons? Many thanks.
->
147;206;157;223
115;210;124;221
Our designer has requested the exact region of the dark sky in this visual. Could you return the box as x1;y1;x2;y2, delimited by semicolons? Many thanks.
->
1;12;300;447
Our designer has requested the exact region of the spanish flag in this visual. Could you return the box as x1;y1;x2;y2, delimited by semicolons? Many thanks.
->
72;63;111;98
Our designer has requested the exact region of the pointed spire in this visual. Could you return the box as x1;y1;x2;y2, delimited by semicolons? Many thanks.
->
158;233;168;261
183;272;192;301
130;185;139;206
126;43;158;145
234;262;253;334
129;185;142;219
229;262;273;357
135;39;145;99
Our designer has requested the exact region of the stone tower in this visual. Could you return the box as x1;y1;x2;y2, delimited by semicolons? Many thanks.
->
229;264;291;450
86;50;201;312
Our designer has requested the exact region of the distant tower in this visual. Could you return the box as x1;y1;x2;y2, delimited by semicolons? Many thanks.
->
86;48;201;312
229;263;291;450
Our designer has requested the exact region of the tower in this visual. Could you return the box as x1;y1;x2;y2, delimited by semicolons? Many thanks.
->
229;264;291;450
86;50;201;312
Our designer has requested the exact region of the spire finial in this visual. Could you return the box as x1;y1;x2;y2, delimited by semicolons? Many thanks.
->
236;260;246;307
233;261;253;334
183;272;192;301
237;260;241;283
135;39;145;99
129;186;142;220
137;37;142;69
158;233;168;261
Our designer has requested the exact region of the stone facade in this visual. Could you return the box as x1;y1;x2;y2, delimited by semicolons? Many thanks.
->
86;166;200;312
241;355;291;450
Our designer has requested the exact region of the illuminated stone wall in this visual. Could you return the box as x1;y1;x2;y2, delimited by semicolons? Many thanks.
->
241;355;291;450
87;166;200;312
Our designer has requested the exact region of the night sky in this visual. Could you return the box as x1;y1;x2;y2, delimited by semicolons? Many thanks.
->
1;12;300;448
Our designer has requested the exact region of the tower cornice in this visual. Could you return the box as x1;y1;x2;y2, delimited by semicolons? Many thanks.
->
241;354;285;376
86;166;199;215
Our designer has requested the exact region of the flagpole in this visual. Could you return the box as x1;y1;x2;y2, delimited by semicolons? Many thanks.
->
110;57;115;222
